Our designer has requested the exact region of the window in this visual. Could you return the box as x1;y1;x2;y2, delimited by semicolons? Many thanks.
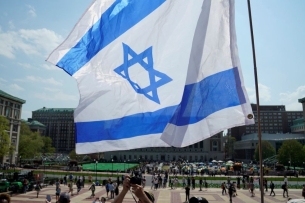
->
212;141;218;151
5;107;11;117
14;110;20;119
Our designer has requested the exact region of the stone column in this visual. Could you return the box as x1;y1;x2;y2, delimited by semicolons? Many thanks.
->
15;122;21;164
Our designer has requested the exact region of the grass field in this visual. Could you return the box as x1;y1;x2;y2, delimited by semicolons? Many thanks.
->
82;162;138;171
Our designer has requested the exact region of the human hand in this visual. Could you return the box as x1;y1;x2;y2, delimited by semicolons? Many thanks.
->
131;184;152;203
122;175;131;192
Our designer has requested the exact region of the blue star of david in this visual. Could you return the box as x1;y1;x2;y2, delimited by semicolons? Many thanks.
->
114;43;172;104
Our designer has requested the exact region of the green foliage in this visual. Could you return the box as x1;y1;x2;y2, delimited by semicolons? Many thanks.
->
19;121;57;158
278;140;305;167
0;116;11;158
41;136;56;153
254;140;276;161
69;149;87;162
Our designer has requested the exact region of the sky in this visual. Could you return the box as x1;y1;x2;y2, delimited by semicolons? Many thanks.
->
0;0;304;120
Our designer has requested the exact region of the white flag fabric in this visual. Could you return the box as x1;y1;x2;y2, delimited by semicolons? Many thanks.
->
47;0;254;154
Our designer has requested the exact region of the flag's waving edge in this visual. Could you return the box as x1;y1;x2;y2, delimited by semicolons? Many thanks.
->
161;0;254;147
47;0;254;154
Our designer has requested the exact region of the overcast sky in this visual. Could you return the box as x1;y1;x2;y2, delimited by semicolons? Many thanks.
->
0;0;304;120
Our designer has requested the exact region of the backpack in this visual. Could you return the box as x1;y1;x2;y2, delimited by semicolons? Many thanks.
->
281;184;285;189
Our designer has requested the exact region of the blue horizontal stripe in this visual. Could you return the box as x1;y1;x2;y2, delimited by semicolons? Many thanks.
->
169;67;246;126
75;67;246;143
76;106;177;143
56;0;166;75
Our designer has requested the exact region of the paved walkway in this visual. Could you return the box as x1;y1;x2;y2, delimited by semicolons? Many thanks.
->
10;183;303;203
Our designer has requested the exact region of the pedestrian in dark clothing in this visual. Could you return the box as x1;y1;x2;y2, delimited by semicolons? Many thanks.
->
221;182;227;195
269;181;275;196
191;177;195;190
264;178;268;192
185;185;190;202
282;182;289;198
228;183;233;203
237;177;240;189
199;178;203;191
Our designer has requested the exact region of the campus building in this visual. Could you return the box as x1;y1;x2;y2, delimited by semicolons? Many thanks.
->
32;107;75;153
234;133;305;161
104;132;226;162
228;104;303;141
23;118;46;136
0;90;25;164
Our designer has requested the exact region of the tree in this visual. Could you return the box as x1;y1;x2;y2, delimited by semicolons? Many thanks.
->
41;136;56;154
277;140;305;168
253;140;275;161
224;136;236;160
0;116;11;160
69;149;86;162
18;122;44;159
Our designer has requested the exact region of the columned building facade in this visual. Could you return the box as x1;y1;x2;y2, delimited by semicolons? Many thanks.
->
0;90;25;164
104;132;225;162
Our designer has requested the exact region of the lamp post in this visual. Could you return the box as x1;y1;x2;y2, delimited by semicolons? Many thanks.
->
94;159;97;183
223;141;227;161
43;159;46;178
112;159;114;177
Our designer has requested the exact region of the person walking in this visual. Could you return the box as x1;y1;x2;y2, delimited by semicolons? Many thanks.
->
191;177;195;190
199;178;203;191
269;181;275;196
264;178;268;192
109;182;115;199
89;182;96;198
302;184;305;199
185;185;190;203
56;185;61;203
221;182;227;195
68;181;74;196
282;182;289;198
250;182;255;197
35;181;42;198
76;179;82;194
228;183;233;203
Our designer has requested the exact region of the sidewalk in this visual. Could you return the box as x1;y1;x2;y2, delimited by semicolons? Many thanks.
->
10;183;303;203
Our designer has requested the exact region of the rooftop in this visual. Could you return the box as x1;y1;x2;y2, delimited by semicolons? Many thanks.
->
33;107;75;112
240;133;305;141
22;119;46;127
0;90;26;104
299;97;305;103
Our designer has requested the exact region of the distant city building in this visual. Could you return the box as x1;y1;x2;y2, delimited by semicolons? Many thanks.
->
32;107;75;153
23;118;46;135
0;90;26;164
291;118;304;134
104;132;226;162
234;133;305;161
298;97;305;134
228;104;303;141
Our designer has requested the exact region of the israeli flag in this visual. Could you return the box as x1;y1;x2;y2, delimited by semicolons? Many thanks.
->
47;0;254;154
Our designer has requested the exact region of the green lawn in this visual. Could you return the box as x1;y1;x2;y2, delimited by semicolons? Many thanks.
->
82;162;138;171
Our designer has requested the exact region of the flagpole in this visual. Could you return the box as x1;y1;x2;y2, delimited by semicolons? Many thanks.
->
247;1;264;202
